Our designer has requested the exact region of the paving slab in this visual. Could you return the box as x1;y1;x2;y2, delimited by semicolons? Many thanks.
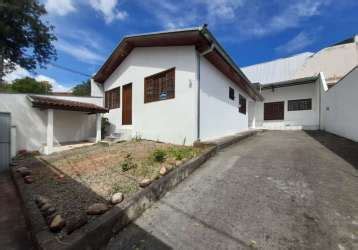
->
0;172;33;250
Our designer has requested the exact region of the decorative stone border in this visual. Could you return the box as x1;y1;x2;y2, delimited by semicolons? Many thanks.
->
11;130;262;250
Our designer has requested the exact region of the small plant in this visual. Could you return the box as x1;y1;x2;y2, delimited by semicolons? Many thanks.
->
121;153;137;171
152;149;167;163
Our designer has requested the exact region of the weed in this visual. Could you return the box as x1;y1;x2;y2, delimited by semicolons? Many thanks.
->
152;149;167;162
121;153;137;171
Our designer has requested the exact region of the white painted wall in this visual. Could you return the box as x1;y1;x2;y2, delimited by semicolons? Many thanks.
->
322;67;358;141
199;57;252;141
91;79;104;97
103;46;197;145
255;81;320;130
0;93;103;153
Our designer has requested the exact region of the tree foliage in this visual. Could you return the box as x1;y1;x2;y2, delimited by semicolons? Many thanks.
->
0;0;57;78
72;79;91;96
10;77;52;94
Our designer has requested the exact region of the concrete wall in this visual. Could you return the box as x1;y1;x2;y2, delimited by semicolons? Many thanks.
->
103;46;198;145
255;81;320;130
199;57;252;141
0;93;103;153
322;67;358;141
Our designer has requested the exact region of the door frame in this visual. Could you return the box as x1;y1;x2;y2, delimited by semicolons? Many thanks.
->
0;112;11;172
122;83;132;125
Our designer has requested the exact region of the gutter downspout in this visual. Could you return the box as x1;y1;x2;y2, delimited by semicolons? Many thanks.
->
196;43;215;142
318;72;328;130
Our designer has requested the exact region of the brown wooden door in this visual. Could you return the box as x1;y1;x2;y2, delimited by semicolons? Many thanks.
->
264;101;284;120
122;83;132;125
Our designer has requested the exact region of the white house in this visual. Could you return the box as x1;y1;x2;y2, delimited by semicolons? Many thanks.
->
91;26;263;145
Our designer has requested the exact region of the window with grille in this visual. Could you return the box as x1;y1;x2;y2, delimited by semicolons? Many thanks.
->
144;68;175;103
239;94;246;114
288;99;312;111
105;87;120;109
229;87;235;100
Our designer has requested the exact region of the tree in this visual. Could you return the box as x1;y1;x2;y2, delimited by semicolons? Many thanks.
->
0;0;57;83
11;77;52;94
72;79;91;96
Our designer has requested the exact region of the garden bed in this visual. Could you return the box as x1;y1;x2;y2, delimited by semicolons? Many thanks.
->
13;140;206;238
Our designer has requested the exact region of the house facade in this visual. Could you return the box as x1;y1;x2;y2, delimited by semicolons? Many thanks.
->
92;26;262;145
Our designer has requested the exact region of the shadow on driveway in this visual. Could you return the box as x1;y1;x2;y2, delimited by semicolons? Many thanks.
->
305;130;358;170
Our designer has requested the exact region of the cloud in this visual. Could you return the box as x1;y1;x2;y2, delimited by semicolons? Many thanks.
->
140;0;331;39
4;66;69;92
56;40;104;64
34;75;69;92
249;0;328;37
45;0;76;16
3;64;31;82
143;0;244;30
275;32;315;54
89;0;128;24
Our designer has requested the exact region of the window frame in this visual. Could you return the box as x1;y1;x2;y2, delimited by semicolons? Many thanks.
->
229;87;235;100
239;94;246;114
144;67;175;103
105;86;121;110
287;98;312;111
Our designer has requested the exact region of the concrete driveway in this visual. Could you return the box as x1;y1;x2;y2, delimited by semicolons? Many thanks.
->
107;131;358;250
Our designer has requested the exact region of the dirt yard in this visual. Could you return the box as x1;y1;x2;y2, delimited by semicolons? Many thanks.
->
16;140;204;230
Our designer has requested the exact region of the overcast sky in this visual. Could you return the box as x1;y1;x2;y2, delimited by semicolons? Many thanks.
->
5;0;358;91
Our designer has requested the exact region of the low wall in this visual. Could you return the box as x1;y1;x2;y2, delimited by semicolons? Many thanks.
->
322;67;358;141
0;93;104;153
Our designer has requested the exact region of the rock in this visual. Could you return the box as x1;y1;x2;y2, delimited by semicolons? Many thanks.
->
87;203;109;215
159;166;167;176
139;178;152;188
35;195;50;207
49;215;66;232
111;193;124;205
40;203;52;213
175;160;183;166
10;161;18;167
24;175;34;184
16;167;32;177
46;213;58;225
65;214;88;235
43;207;56;217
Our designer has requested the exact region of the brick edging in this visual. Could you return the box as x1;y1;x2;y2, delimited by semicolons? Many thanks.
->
12;130;260;249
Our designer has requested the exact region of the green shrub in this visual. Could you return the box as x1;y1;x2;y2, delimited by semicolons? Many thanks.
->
152;149;167;162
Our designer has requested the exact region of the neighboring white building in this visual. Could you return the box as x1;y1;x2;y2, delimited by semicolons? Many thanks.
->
92;26;262;145
242;34;358;132
0;93;107;156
